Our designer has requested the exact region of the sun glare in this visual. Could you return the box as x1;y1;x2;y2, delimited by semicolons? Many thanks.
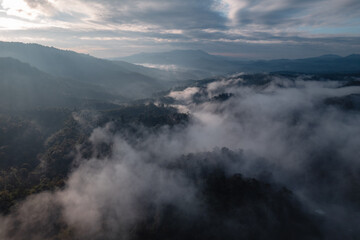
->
1;0;42;20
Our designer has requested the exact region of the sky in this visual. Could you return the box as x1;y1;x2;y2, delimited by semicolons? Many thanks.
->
0;0;360;59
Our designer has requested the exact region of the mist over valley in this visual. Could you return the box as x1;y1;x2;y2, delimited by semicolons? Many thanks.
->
0;0;360;239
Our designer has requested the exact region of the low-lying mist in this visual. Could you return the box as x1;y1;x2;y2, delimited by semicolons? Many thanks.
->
1;74;360;240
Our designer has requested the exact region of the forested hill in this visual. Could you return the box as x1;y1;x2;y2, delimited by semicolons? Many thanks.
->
0;57;123;110
0;41;169;99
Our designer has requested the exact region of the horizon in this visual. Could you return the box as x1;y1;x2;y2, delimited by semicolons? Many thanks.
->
1;40;359;62
0;0;359;59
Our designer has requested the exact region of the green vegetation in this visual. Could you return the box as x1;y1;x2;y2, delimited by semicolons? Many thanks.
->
0;104;188;214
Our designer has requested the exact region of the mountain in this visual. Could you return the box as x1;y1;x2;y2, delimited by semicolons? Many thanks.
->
118;50;224;65
117;49;242;78
0;57;122;110
1;72;359;239
112;59;211;81
0;41;170;99
119;50;360;75
2;41;359;110
242;54;360;73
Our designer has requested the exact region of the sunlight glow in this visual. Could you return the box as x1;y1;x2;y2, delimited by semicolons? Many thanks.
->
218;0;247;24
0;17;39;29
1;0;43;20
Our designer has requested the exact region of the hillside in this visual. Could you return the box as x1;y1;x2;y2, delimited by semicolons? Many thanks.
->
1;73;359;239
0;41;169;99
0;57;122;110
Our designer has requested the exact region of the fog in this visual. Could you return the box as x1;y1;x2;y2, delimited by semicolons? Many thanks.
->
1;74;360;239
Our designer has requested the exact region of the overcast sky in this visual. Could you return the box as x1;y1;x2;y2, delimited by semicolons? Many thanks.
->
0;0;360;59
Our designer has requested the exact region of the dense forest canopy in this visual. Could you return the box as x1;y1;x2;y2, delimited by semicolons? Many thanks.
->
0;70;359;239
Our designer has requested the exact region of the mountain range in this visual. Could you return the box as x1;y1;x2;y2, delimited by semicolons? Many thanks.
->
1;41;360;111
119;50;360;75
0;41;171;101
0;57;122;110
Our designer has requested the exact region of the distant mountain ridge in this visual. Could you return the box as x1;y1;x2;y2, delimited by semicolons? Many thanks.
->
118;49;223;63
0;41;169;99
119;50;360;75
1;41;359;111
117;49;239;74
0;57;121;110
113;49;232;79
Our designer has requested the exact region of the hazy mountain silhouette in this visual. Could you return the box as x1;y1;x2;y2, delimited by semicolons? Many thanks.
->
112;59;209;81
117;50;240;77
119;50;360;75
1;41;359;111
118;49;227;65
243;54;360;73
0;57;121;110
0;41;170;99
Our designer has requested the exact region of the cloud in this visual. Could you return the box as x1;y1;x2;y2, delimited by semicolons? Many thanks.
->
226;0;360;28
1;74;360;239
23;0;54;13
1;0;46;20
0;0;359;58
